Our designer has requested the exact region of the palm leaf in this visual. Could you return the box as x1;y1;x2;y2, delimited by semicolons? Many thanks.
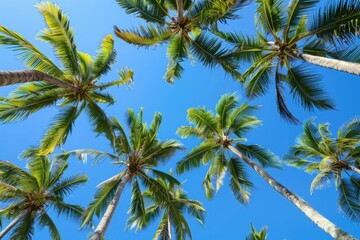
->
0;26;64;78
255;0;285;39
9;211;35;240
186;107;219;137
129;179;146;217
39;105;79;155
49;174;88;197
165;34;188;83
236;144;281;168
228;157;252;204
38;212;61;240
36;2;79;75
92;34;116;79
52;201;84;222
215;93;237;131
338;178;360;222
245;60;273;98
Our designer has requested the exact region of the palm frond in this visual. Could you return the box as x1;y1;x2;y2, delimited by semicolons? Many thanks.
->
81;173;123;227
228;157;253;204
114;25;171;47
338;178;360;222
215;93;237;131
39;105;79;155
310;170;334;194
177;141;219;174
111;116;132;154
0;26;64;78
285;62;334;112
0;161;38;190
236;144;281;168
93;34;116;79
52;201;84;222
129;180;146;217
9;211;35;240
165;34;188;83
186;107;219;137
95;68;134;89
26;155;51;187
116;0;167;24
309;0;360;45
38;212;61;240
227;102;260;131
245;60;273;98
328;45;360;63
255;0;285;39
36;2;79;75
49;174;88;198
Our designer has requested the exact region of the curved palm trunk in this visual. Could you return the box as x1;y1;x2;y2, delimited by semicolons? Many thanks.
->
91;174;130;240
0;70;78;91
228;145;355;240
349;166;360;175
0;212;26;238
296;53;360;76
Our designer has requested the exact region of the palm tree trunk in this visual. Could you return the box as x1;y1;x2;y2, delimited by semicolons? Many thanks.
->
349;165;360;175
177;0;184;20
0;70;78;91
90;174;130;240
0;212;26;238
227;145;355;240
167;216;172;240
296;53;360;76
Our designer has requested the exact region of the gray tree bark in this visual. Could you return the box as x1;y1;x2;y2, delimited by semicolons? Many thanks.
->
228;145;356;240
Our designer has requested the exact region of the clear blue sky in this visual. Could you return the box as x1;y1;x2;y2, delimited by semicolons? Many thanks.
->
0;0;359;239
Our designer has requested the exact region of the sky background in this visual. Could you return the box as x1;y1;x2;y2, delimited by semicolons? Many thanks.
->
0;0;359;239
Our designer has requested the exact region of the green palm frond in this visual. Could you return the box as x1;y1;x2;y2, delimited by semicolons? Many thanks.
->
236;144;281;168
81;173;123;227
165;34;188;83
93;34;116;79
78;52;94;82
0;161;38;190
114;25;171;47
129;180;146;217
285;62;334;111
0;88;67;123
36;2;79;75
186;107;219;137
228;157;252;204
302;39;327;57
51;201;84;222
338;178;360;222
116;0;167;24
153;214;171;240
38;212;61;240
245;60;273;98
85;98;116;148
95;68;134;89
309;0;360;45
40;105;79;155
26;155;50;187
0;26;64;79
255;0;285;39
190;33;241;80
10;211;35;240
176;141;219;174
49;174;88;197
246;224;268;240
215;93;237;131
284;0;319;38
328;45;360;63
226;102;260;131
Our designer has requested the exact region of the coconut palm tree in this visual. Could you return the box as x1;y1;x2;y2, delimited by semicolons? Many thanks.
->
61;109;183;240
286;118;360;222
176;93;355;239
246;225;268;240
218;0;360;122
0;2;133;155
0;149;88;239
114;0;251;83
126;172;205;240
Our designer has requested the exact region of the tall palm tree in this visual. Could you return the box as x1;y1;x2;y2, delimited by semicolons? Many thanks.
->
114;0;250;83
176;93;355;239
0;2;133;155
0;149;88;239
62;109;183;240
218;0;360;122
126;173;205;240
286;118;360;222
246;224;268;240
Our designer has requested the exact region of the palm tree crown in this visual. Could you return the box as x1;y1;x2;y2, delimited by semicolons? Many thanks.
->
63;108;183;239
0;149;88;240
114;0;251;83
286;118;360;222
0;2;133;154
218;0;360;123
177;93;281;203
127;173;205;240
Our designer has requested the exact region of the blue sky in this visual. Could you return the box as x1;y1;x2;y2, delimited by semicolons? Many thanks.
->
0;0;359;239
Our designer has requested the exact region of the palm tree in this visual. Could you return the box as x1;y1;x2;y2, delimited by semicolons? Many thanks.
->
61;109;183;240
0;2;133;155
246;224;268;240
0;149;88;239
126;172;205;240
218;0;360;122
114;0;250;83
286;118;360;222
176;93;355;239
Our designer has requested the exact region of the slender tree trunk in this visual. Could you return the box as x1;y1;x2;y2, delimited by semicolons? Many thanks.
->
349;166;360;175
0;70;78;91
228;145;356;240
297;53;360;76
0;212;26;239
167;216;172;240
90;174;130;240
177;0;183;20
